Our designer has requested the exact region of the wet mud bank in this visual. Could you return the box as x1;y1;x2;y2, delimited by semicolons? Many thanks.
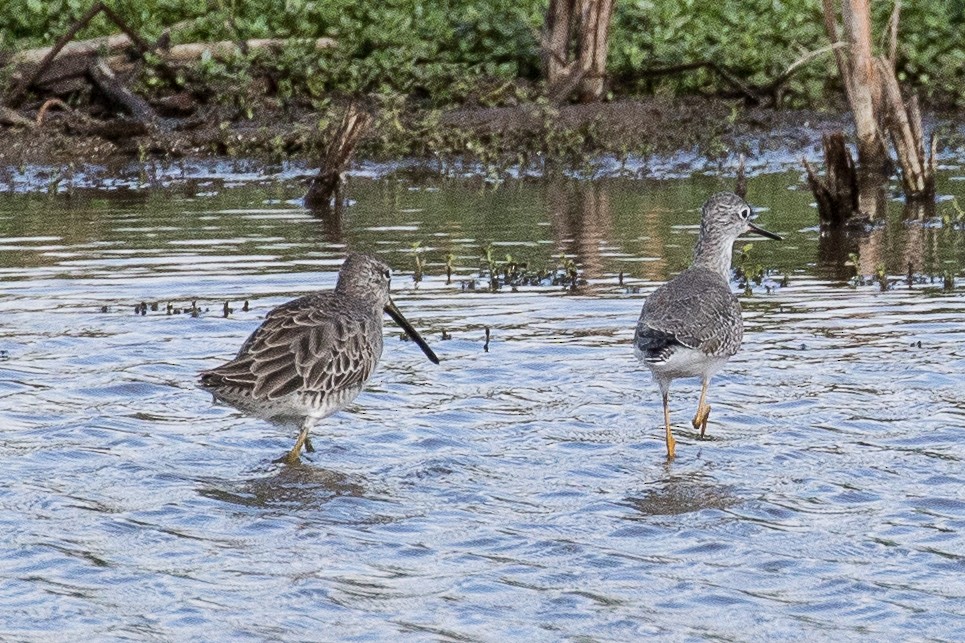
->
1;98;852;182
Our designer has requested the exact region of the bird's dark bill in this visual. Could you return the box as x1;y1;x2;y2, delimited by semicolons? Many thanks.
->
385;300;440;364
748;222;782;241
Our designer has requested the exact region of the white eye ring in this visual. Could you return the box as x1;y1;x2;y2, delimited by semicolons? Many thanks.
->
739;206;751;220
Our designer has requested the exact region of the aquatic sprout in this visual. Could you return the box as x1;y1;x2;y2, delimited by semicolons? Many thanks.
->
874;264;889;291
46;170;61;196
734;243;765;295
411;242;425;283
940;198;965;228
445;254;454;284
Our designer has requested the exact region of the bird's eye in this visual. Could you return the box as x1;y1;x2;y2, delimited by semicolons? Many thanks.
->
383;269;391;279
739;206;751;220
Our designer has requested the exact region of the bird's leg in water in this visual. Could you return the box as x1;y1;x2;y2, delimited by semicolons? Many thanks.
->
663;391;676;459
692;378;712;437
280;419;312;464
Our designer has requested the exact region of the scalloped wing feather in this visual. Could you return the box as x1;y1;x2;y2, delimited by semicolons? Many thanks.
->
635;267;743;359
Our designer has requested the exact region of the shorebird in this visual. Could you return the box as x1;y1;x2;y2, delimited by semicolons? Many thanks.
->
200;253;439;463
634;192;781;459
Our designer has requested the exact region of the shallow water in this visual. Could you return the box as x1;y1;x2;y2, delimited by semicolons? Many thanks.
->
1;169;964;640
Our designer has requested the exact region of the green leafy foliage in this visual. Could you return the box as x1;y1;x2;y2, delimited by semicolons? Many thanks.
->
2;0;964;107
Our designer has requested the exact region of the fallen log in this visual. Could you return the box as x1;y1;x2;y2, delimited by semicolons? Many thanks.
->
9;33;132;66
7;37;337;98
87;57;157;124
5;1;108;108
162;38;335;63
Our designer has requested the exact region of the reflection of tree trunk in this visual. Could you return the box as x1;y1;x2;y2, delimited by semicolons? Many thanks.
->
804;132;858;225
806;141;888;226
848;176;886;276
547;181;613;279
857;226;887;278
817;228;860;281
856;169;887;220
542;0;615;103
898;201;934;277
312;199;344;244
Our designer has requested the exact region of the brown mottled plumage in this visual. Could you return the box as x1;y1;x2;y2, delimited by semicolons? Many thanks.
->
201;253;439;463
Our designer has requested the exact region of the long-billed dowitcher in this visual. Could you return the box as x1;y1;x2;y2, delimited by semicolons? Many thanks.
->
634;192;781;459
200;253;439;463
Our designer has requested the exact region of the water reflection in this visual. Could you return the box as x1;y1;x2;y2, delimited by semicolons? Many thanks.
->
817;207;942;281
625;470;739;517
306;194;346;244
547;181;614;279
199;463;364;510
1;171;965;640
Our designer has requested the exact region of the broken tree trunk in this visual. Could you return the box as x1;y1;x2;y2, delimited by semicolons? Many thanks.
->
304;103;374;211
734;154;747;199
542;0;616;103
810;0;935;225
822;0;888;172
876;60;936;201
803;133;859;226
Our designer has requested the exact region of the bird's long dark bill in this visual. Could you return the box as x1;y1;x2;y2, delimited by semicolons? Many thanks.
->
385;300;440;364
748;222;782;241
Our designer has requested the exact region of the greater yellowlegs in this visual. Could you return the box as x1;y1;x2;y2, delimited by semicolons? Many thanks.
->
634;192;781;459
200;253;439;463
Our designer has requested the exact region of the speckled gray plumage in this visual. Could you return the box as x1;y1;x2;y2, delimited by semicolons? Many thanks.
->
634;266;743;363
632;191;780;458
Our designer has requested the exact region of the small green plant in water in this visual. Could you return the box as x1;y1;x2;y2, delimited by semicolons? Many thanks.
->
734;243;765;294
874;264;888;291
445;253;455;284
941;198;965;227
411;242;425;283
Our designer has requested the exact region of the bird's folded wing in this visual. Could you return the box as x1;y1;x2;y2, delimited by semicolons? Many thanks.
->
201;296;378;401
635;270;743;358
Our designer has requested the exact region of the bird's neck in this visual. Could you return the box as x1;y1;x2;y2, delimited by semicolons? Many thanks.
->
692;236;734;279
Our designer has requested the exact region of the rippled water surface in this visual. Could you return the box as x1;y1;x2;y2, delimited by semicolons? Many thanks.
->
1;169;964;640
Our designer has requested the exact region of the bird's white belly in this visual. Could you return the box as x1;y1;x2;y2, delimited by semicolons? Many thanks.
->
639;346;729;381
211;383;365;425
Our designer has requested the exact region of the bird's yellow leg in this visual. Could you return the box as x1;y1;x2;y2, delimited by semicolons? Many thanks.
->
279;420;312;464
692;379;712;437
663;392;676;459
